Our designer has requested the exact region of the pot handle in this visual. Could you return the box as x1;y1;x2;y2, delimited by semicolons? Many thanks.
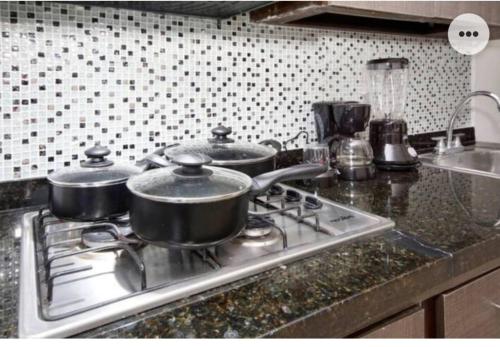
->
136;143;180;171
250;164;327;196
259;139;282;153
138;154;171;171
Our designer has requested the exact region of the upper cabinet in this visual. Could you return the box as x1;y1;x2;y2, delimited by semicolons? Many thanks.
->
250;1;500;38
433;1;500;26
63;1;272;19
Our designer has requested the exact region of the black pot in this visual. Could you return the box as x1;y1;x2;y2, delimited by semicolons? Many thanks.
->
49;183;133;221
47;143;142;221
126;153;327;249
164;126;282;177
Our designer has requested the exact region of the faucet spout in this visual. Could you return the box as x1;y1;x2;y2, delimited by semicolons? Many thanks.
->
446;91;500;149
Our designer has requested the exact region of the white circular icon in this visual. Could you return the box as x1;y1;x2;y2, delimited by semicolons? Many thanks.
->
448;13;489;55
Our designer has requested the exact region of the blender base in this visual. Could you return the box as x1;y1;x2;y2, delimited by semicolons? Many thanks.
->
374;161;421;171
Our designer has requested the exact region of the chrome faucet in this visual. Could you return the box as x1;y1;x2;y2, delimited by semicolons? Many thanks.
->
434;91;500;155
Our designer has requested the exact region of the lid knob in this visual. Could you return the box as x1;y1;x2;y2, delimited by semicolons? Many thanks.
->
209;126;235;143
172;153;212;176
81;142;114;168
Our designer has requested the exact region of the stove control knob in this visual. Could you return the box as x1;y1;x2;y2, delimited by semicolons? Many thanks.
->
285;189;302;203
269;185;284;196
304;196;323;210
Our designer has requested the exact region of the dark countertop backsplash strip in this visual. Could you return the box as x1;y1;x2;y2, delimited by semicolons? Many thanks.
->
0;178;48;212
408;127;475;154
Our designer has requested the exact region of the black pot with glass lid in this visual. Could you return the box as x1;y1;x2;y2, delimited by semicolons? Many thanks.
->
126;153;326;249
163;126;282;177
47;143;142;221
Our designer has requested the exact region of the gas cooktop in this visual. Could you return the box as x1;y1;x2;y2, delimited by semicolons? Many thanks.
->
18;184;394;337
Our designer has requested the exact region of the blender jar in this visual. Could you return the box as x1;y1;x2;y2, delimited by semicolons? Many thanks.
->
366;58;409;121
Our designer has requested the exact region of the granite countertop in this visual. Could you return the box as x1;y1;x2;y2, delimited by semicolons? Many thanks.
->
1;165;500;338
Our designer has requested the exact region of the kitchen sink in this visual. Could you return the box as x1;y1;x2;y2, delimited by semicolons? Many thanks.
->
420;143;500;179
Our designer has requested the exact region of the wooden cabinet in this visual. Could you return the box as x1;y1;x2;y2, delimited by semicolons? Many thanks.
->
250;1;500;38
327;1;438;20
436;267;500;338
356;267;500;338
434;1;500;26
361;308;426;338
329;1;500;25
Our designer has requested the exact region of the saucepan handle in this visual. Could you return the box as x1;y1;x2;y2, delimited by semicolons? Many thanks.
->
250;164;327;197
259;139;282;153
136;154;171;171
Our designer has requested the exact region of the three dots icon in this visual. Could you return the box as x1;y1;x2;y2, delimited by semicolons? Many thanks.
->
459;31;479;37
448;13;489;55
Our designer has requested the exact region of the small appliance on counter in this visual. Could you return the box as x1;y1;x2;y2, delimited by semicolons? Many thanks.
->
366;58;419;171
313;101;376;181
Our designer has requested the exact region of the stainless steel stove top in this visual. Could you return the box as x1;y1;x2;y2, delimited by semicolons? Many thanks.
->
18;184;394;337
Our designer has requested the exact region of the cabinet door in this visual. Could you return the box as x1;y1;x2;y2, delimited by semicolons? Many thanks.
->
434;1;500;26
437;268;500;338
362;308;425;338
329;1;436;19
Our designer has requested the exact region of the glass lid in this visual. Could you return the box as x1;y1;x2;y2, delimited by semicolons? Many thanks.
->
164;126;277;164
48;143;141;187
126;153;252;203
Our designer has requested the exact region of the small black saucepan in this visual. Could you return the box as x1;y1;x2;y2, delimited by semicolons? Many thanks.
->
47;143;167;221
164;125;282;177
126;153;327;249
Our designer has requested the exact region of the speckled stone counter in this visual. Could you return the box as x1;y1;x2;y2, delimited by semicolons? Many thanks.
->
2;166;500;338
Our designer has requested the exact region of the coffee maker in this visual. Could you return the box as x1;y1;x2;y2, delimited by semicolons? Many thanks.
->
313;101;375;181
366;58;419;170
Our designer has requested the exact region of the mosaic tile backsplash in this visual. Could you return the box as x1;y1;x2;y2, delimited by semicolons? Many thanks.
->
0;2;471;181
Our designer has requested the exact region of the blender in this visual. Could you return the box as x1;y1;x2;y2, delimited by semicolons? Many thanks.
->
366;58;419;170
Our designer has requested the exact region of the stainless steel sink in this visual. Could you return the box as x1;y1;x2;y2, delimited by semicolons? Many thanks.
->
420;143;500;179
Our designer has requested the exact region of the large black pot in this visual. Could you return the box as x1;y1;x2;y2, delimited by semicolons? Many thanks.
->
126;153;326;249
164;126;282;177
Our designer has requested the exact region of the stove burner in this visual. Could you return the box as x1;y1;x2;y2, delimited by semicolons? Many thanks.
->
234;229;281;248
81;224;140;248
81;229;118;248
241;215;276;238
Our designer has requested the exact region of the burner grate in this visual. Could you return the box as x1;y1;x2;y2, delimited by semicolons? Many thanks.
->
35;210;148;318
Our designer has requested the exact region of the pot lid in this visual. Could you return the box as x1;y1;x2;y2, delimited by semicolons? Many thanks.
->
48;143;141;187
163;126;278;165
126;153;252;203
